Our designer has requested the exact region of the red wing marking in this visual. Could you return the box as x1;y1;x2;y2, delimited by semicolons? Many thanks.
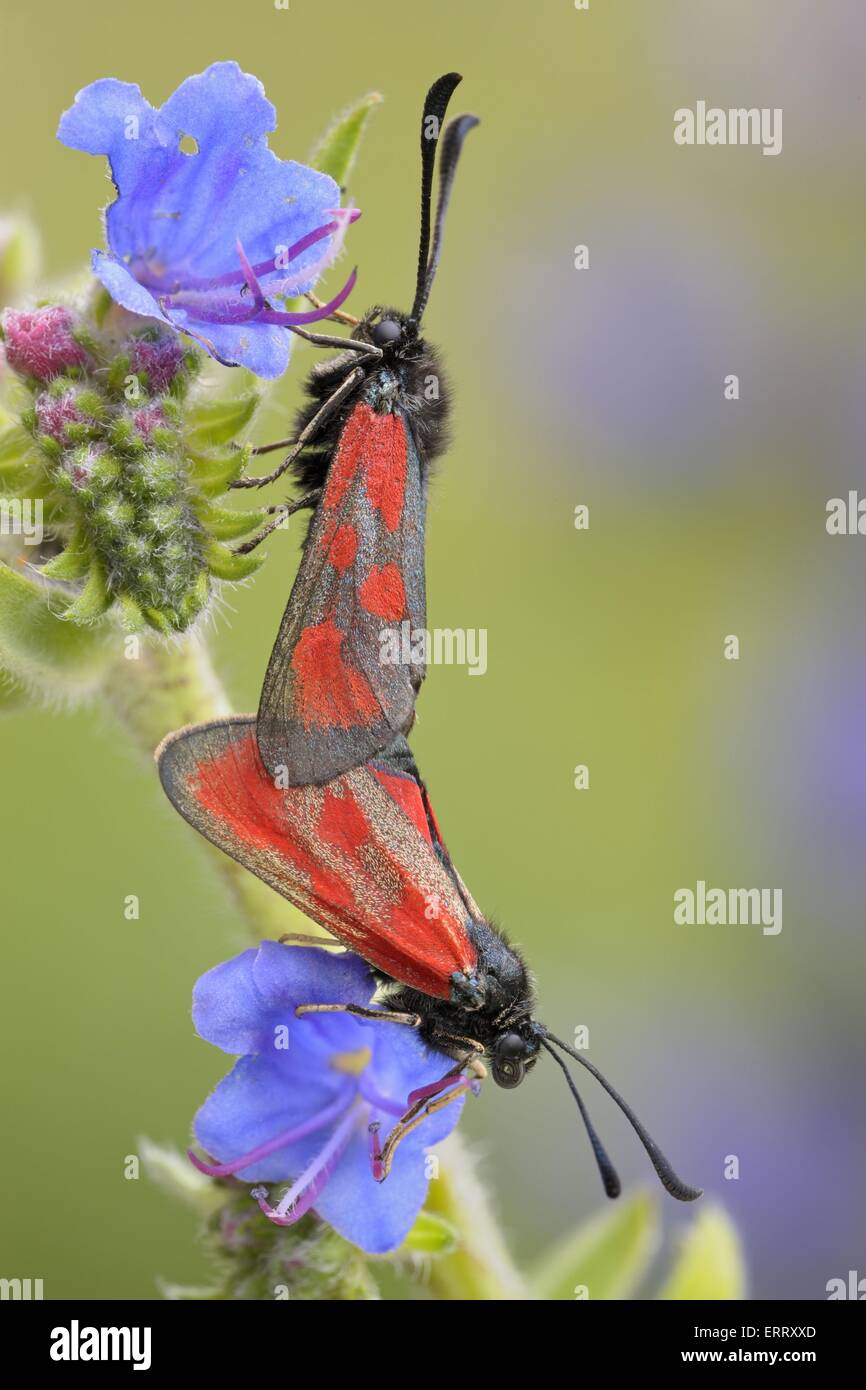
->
363;413;407;531
372;767;433;845
316;785;370;853
328;523;358;573
359;563;406;621
290;617;380;731
322;403;407;533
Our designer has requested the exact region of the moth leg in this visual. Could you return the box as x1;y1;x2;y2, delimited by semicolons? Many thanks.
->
232;367;366;489
429;1030;486;1058
304;291;361;327
295;1002;422;1028
278;931;344;950
231;488;322;555
372;1070;473;1183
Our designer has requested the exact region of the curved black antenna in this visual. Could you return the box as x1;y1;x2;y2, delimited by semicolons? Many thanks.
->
413;112;479;323
539;1037;621;1199
542;1030;703;1203
411;73;464;323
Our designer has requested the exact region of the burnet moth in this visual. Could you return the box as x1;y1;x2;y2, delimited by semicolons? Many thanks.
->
157;718;702;1201
230;74;478;788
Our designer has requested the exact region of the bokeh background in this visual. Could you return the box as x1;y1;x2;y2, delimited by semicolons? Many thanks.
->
1;0;864;1300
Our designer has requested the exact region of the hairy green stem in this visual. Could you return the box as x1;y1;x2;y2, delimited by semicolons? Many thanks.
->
101;635;310;941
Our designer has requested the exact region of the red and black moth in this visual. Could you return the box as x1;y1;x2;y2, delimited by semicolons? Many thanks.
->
230;74;478;787
157;717;702;1201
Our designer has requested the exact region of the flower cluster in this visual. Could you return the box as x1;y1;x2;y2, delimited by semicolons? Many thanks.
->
1;300;264;631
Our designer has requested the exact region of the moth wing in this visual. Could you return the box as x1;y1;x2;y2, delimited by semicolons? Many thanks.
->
257;401;427;786
156;716;476;999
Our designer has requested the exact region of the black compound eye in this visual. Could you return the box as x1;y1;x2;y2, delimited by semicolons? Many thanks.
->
492;1056;526;1090
369;317;403;347
492;1032;529;1089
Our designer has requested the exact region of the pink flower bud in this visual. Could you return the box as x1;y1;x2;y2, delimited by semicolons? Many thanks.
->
35;390;82;441
131;403;168;440
3;306;89;382
127;336;186;393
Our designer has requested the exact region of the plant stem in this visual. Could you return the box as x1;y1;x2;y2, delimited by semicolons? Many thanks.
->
425;1134;528;1300
101;635;311;941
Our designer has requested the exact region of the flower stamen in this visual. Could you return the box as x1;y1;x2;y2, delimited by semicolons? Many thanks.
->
187;1085;353;1178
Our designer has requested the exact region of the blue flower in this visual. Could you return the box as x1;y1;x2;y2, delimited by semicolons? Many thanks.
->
189;941;474;1254
57;62;357;378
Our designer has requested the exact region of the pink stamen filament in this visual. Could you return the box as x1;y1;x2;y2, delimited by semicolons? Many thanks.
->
407;1073;471;1108
369;1122;384;1182
257;1102;362;1227
187;1085;352;1178
256;268;357;325
148;209;359;301
358;1075;405;1118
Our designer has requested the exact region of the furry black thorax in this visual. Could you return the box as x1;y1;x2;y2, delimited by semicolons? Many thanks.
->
289;306;452;521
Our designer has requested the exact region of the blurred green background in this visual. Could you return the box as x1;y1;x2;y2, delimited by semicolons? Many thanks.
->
2;0;864;1299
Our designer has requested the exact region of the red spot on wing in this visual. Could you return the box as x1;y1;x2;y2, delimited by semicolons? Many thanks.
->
190;729;354;909
317;785;369;852
290;617;380;731
323;404;369;511
359;563;406;621
373;768;433;845
421;786;448;855
364;413;407;532
328;523;358;572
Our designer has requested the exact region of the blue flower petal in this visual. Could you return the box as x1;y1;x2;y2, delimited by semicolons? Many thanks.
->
152;64;339;283
252;940;375;1013
165;311;291;377
192;948;268;1054
315;1099;465;1254
370;1023;463;1110
57;78;160;193
194;1051;349;1182
193;942;378;1056
250;941;378;1059
90;252;168;325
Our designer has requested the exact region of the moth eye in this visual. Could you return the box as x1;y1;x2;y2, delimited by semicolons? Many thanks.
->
370;318;403;347
495;1031;526;1059
492;1056;526;1090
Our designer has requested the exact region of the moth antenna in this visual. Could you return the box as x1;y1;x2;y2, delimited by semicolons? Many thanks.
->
542;1030;703;1202
539;1037;621;1199
417;113;479;320
411;72;464;323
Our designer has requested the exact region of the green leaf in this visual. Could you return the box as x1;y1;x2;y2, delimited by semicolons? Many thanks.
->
0;424;35;470
61;556;112;623
659;1205;746;1301
400;1209;459;1256
309;91;383;187
204;538;263;580
197;498;267;541
0;561;113;694
186;391;259;448
40;531;92;581
531;1192;660;1301
189;445;247;495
